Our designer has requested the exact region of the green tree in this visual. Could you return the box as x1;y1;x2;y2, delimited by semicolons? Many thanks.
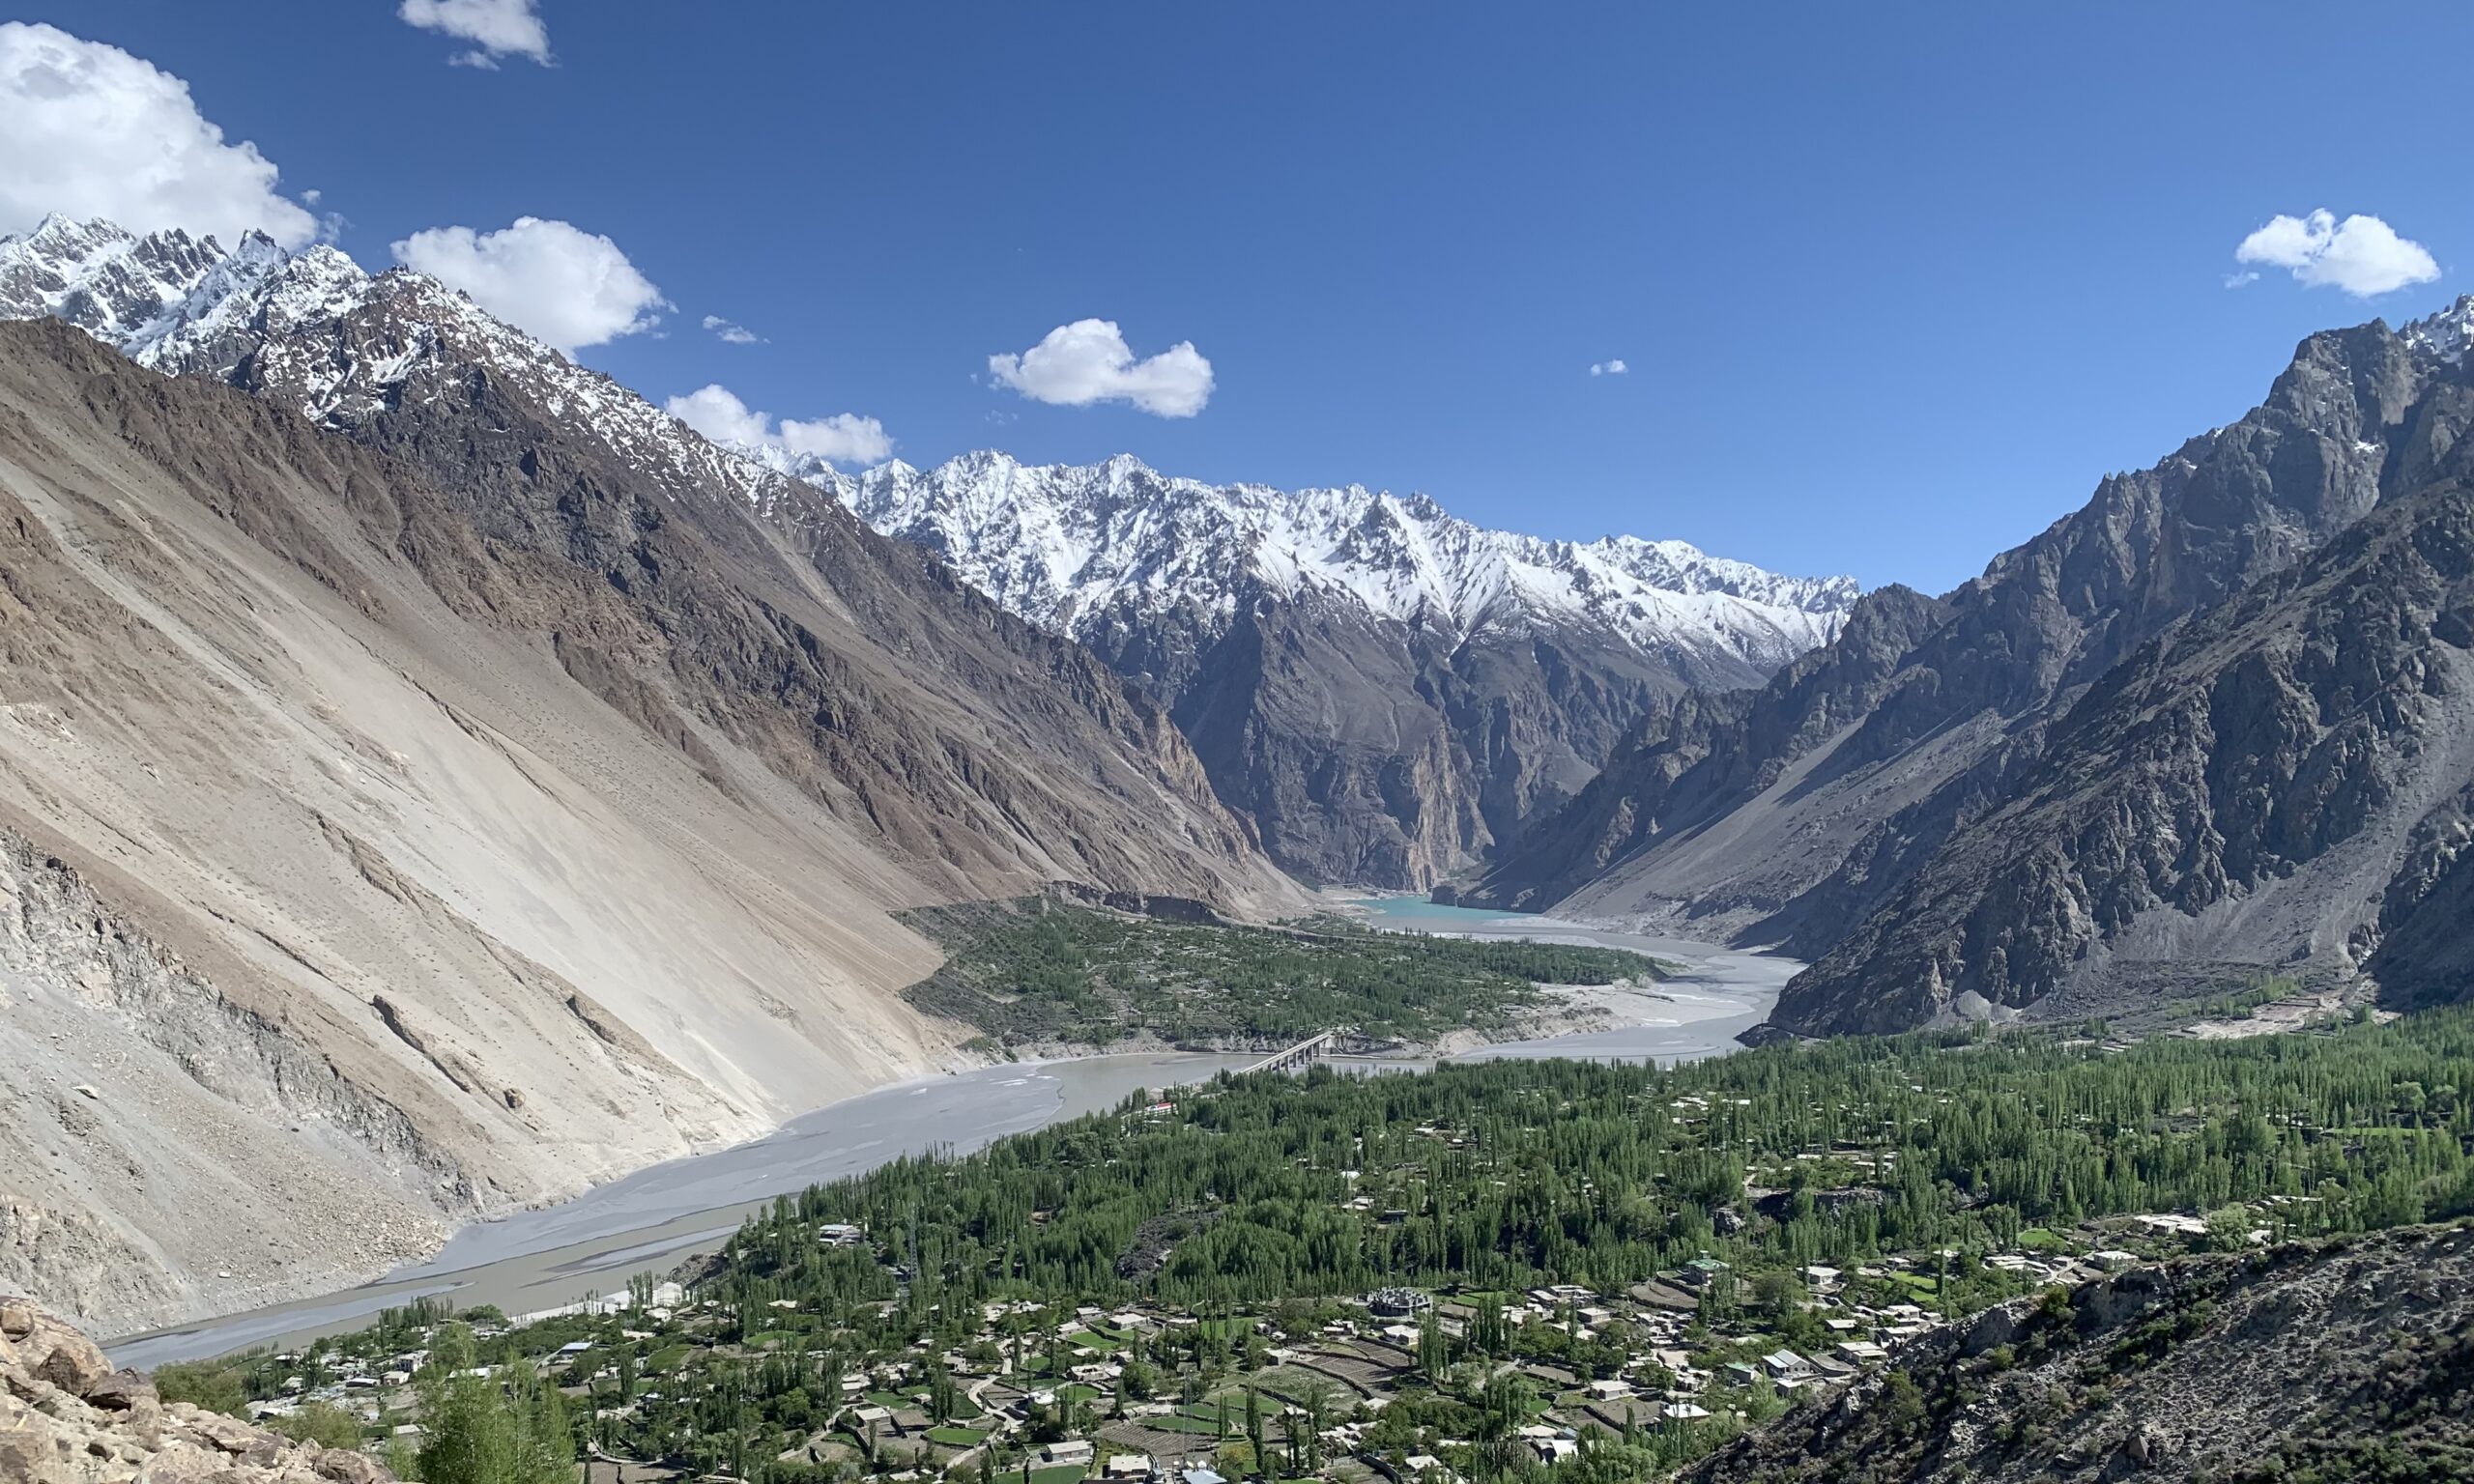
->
415;1323;577;1484
151;1359;247;1416
1243;1384;1265;1471
1881;1371;1927;1436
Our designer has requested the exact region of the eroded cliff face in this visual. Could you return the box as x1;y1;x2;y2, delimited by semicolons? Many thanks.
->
0;831;466;1331
1446;584;1954;917
1468;305;2474;1029
1085;595;1687;887
0;312;1293;1333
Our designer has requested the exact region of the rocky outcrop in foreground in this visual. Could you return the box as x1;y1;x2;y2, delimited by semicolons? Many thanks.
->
1;1297;388;1484
1689;1223;2474;1483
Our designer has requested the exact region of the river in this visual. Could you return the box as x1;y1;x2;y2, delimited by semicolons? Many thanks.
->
106;896;1792;1368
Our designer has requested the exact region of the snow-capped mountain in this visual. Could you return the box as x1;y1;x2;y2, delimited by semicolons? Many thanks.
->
824;451;1857;675
0;214;1850;888
2402;294;2474;364
0;214;782;508
781;451;1862;887
0;212;1852;675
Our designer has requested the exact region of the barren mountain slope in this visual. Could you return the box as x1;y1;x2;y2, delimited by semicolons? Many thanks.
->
1465;302;2474;1013
1781;472;2474;1030
0;216;1293;913
0;216;1850;896
0;315;1287;1336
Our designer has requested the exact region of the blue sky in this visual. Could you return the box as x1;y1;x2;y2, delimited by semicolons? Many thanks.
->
7;2;2472;592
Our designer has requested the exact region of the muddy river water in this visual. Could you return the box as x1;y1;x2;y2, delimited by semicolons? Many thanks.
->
109;898;1793;1367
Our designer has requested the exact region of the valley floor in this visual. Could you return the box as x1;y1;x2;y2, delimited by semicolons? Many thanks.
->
133;1003;2474;1484
108;902;1791;1370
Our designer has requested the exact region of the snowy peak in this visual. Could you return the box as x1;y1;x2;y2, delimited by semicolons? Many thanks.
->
2402;294;2474;365
826;448;1859;669
811;449;1863;885
0;215;229;344
0;216;808;516
0;217;1852;672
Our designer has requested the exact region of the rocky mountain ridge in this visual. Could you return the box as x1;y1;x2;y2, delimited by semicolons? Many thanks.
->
0;214;1283;910
1784;470;2474;1030
0;213;1856;890
1467;296;2474;1029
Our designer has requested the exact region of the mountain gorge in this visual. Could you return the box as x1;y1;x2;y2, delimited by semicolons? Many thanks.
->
0;216;1295;1332
1470;298;2474;1031
805;450;1856;886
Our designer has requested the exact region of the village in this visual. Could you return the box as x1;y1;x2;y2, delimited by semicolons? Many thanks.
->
172;1025;2424;1484
213;1180;2255;1484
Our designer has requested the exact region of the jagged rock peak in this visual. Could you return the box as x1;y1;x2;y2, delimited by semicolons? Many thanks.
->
2402;292;2474;363
806;445;1858;669
0;215;783;510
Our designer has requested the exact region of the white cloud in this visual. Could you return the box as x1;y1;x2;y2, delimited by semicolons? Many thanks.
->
398;0;549;68
0;22;319;247
2234;210;2440;298
703;314;763;345
665;384;893;468
988;319;1214;417
1590;358;1629;376
391;216;668;353
299;188;348;245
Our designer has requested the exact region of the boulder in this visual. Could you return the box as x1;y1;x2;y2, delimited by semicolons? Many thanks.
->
0;1295;395;1483
28;1328;112;1397
79;1369;150;1412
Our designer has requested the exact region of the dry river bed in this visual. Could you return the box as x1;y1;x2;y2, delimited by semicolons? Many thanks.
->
108;897;1792;1367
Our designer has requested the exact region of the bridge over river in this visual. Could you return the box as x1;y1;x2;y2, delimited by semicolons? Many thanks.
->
1242;1030;1337;1074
